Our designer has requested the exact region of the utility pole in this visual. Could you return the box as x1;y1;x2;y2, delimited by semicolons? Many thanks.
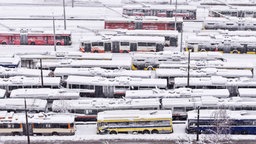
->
63;0;67;30
24;99;30;144
40;59;44;87
187;49;191;87
180;22;183;52
53;16;56;51
174;0;177;30
196;106;200;141
72;0;74;7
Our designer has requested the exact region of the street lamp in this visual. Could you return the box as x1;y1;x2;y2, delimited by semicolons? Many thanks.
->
174;0;177;30
63;0;67;30
53;16;56;52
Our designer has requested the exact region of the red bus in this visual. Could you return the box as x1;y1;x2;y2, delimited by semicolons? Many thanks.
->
104;17;183;32
0;29;72;45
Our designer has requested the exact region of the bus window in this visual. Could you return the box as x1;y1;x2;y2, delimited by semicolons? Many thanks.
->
135;22;143;29
121;42;129;46
84;43;91;52
130;43;137;51
112;41;120;53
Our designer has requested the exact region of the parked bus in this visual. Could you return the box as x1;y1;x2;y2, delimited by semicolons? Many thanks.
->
54;67;152;79
186;109;256;134
209;6;256;18
203;17;256;31
131;51;225;70
35;59;132;70
0;111;75;136
79;35;165;53
0;56;20;68
0;76;61;93
0;29;71;45
10;88;80;100
97;110;173;134
0;66;51;78
174;76;256;96
63;76;167;97
104;17;183;32
99;29;179;47
123;4;197;20
52;98;160;121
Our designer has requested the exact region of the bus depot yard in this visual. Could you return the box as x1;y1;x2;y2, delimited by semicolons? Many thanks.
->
1;0;256;143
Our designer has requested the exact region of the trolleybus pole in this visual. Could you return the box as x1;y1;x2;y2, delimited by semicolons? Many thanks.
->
63;0;67;30
174;0;177;30
24;98;30;144
196;106;200;141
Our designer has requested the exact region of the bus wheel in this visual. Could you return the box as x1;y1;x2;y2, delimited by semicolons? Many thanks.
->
151;130;159;134
1;42;7;45
143;130;150;134
232;50;239;54
56;42;61;45
123;50;128;53
93;50;98;53
109;131;117;135
52;132;59;136
30;42;35;45
147;66;153;70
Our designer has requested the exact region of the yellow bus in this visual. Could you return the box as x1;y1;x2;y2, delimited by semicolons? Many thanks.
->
97;110;173;134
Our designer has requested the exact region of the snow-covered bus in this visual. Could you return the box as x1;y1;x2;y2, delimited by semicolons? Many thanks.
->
63;76;167;97
186;109;256;134
209;6;256;18
123;4;197;20
99;29;179;47
185;35;256;54
54;67;152;79
0;111;75;136
97;110;173;134
79;35;165;53
125;88;230;99
0;56;20;68
174;76;256;96
0;76;61;93
105;17;183;32
52;98;160;121
203;17;256;31
35;59;132;70
0;98;47;112
9;88;80;100
0;66;51;78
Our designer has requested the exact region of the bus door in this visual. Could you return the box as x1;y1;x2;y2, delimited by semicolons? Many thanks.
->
83;42;92;52
242;44;247;53
95;86;104;97
156;44;164;52
64;36;71;45
135;22;143;29
112;41;120;53
104;42;111;52
130;43;137;51
167;11;172;17
103;86;114;97
168;36;178;47
20;33;28;45
22;123;33;136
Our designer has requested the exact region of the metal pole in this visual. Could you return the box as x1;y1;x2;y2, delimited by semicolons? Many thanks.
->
24;99;30;144
180;22;183;52
53;16;56;51
187;49;190;87
174;0;177;30
40;59;44;87
196;106;200;141
72;0;74;7
63;0;67;30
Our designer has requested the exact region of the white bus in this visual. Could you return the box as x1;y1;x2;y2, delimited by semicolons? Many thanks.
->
0;76;61;93
99;29;179;47
64;76;167;97
0;111;75;136
35;59;132;70
174;76;256;96
125;88;230;99
18;51;113;68
0;98;47;112
54;67;152;79
0;66;51;78
122;4;197;20
131;51;225;70
52;98;160;121
209;6;256;18
79;35;165;53
97;110;173;134
10;88;80;100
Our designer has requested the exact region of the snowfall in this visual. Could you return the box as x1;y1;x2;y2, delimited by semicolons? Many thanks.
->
0;0;256;143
